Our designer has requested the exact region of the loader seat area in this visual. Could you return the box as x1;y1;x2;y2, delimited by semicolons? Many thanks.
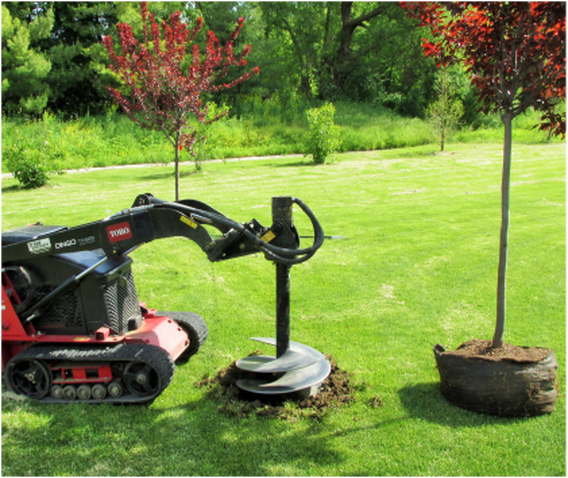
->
2;225;68;247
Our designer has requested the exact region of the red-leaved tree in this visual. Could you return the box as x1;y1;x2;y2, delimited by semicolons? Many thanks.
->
102;2;259;200
402;2;566;348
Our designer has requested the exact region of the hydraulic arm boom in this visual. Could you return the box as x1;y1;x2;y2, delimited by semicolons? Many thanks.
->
2;194;324;323
2;193;324;266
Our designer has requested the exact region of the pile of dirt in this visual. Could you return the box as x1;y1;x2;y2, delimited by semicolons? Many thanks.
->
196;354;365;420
442;339;552;363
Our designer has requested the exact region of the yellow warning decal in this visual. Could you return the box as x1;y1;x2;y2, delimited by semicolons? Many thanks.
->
261;230;276;243
73;337;90;341
180;215;198;229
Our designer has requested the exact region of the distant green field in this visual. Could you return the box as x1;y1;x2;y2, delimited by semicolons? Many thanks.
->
2;143;565;476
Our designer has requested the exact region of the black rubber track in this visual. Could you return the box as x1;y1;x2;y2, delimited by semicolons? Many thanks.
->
4;342;175;404
158;311;208;365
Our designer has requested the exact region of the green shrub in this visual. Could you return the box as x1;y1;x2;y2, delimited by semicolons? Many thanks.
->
305;102;341;164
4;141;63;188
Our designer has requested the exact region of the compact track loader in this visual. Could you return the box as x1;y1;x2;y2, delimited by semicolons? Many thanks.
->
2;194;328;404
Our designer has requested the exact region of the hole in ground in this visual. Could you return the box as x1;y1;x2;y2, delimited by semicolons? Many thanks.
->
197;353;367;420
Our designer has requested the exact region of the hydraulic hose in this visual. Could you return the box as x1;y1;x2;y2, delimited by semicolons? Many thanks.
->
248;197;324;264
157;198;324;266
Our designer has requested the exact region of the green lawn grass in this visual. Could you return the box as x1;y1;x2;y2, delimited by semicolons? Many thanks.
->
1;143;565;476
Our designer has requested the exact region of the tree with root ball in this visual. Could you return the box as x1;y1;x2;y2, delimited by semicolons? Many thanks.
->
402;1;565;416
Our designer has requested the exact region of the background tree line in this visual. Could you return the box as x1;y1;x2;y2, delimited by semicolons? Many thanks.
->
2;1;485;125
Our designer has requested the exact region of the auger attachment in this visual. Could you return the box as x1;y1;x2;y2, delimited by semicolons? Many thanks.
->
235;197;331;399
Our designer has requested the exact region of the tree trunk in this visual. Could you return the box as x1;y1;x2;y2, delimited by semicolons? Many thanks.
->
174;141;180;202
332;2;386;89
279;16;311;97
493;109;513;348
338;3;355;65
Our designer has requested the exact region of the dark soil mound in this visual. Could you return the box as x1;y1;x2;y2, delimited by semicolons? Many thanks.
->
197;354;365;420
441;339;552;363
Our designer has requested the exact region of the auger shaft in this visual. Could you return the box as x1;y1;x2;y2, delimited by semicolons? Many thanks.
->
276;263;291;358
272;196;296;358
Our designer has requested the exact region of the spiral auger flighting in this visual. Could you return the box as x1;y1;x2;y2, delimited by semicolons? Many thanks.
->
236;338;331;397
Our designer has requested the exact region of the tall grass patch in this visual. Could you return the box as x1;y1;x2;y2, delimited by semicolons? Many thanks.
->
2;104;563;174
335;102;433;151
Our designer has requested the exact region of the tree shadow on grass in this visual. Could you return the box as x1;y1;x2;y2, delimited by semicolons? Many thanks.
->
376;148;439;160
141;168;199;181
272;160;317;168
1;184;21;193
398;382;530;428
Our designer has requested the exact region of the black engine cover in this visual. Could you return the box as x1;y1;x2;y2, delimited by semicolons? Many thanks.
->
3;243;143;336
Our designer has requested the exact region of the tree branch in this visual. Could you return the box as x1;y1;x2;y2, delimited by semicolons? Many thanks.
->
344;3;388;30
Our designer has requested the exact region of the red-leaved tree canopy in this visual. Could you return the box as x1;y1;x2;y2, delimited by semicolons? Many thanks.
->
402;1;565;136
402;1;565;348
102;2;259;200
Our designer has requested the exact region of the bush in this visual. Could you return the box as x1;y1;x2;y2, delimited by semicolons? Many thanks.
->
4;141;63;188
305;102;341;164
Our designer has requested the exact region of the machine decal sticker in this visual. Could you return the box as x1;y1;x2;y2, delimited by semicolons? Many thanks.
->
27;238;51;254
55;238;77;250
180;215;198;229
106;222;133;243
78;235;96;246
261;230;276;243
54;235;95;250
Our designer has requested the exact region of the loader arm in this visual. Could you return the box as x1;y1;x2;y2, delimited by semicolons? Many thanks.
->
2;193;324;323
2;193;323;265
2;199;216;264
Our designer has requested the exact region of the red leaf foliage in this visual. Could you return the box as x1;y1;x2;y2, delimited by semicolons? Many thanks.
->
102;2;259;152
401;1;565;137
